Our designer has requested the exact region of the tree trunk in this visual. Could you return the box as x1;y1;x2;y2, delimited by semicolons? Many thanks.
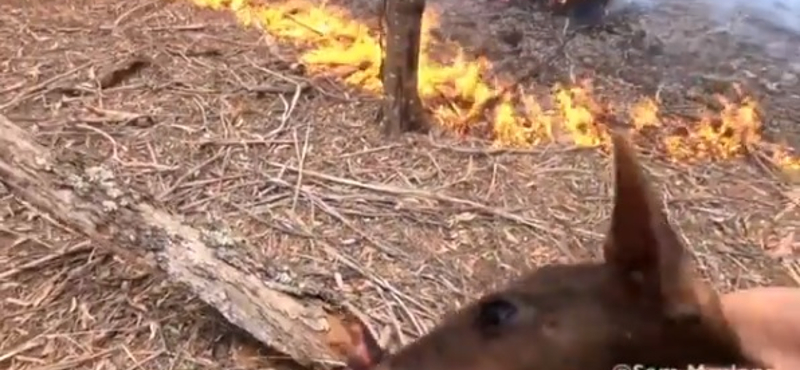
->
380;0;430;136
0;114;338;368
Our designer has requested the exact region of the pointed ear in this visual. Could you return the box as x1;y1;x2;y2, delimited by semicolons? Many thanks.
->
603;131;707;320
343;319;385;370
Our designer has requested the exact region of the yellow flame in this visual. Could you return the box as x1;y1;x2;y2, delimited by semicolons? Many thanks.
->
660;96;760;162
553;81;607;147
630;97;659;130
189;0;799;172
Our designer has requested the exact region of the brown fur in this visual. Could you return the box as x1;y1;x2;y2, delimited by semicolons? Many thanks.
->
344;131;759;370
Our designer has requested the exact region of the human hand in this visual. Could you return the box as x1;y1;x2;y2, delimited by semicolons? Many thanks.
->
716;287;800;370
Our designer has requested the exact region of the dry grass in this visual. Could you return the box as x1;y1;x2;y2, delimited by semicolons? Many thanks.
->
1;0;800;369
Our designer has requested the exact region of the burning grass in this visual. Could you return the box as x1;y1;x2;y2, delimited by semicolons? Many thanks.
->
190;0;799;172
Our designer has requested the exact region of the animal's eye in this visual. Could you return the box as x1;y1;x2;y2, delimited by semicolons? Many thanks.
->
476;297;519;331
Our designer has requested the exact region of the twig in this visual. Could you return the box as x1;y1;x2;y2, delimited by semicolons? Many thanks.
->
321;242;437;319
264;161;560;237
111;0;157;29
233;193;437;320
157;150;226;201
0;240;93;280
195;139;295;147
30;347;117;370
267;177;408;258
390;288;425;336
292;123;312;212
428;139;585;156
376;288;407;345
0;62;94;111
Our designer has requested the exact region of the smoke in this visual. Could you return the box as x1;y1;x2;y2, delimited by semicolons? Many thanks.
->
604;0;800;62
611;0;800;41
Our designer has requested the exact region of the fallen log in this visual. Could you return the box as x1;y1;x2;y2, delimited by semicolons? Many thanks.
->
0;113;338;367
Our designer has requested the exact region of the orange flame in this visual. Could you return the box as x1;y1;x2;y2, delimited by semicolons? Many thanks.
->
190;0;799;174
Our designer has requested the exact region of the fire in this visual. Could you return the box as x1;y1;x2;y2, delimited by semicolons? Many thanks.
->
553;81;608;147
189;0;799;172
630;97;659;130
661;95;761;161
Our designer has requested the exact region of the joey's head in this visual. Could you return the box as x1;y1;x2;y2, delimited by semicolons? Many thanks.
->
343;132;753;370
